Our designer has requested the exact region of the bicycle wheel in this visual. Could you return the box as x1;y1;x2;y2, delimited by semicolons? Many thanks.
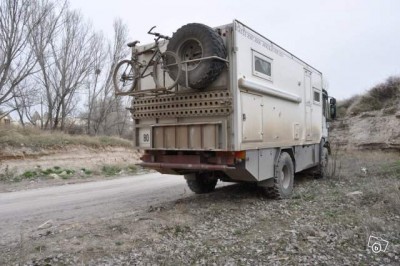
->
153;51;182;89
113;60;137;94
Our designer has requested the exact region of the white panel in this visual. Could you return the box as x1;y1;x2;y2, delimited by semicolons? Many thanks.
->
258;148;277;180
234;20;323;149
245;150;259;179
304;71;312;141
138;127;151;148
241;92;263;142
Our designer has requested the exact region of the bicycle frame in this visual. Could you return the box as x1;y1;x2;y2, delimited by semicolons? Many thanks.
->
132;42;162;80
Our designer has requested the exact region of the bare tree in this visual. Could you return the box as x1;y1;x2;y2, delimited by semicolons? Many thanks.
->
0;0;56;108
84;33;106;134
33;9;98;130
7;79;41;126
83;18;129;135
29;0;67;128
1;0;132;136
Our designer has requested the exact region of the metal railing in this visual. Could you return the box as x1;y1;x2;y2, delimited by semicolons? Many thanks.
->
127;55;229;97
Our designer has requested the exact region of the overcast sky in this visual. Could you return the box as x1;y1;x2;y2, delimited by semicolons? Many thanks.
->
69;0;400;99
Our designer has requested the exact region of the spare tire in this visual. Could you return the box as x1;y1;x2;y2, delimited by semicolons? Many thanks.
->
166;23;227;89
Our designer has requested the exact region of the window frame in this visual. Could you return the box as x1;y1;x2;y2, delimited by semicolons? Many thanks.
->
313;88;322;105
252;50;273;81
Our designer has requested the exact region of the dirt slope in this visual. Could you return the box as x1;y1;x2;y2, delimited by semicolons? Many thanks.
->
330;111;400;151
0;145;142;192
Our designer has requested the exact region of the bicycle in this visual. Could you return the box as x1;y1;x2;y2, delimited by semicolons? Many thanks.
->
113;26;182;95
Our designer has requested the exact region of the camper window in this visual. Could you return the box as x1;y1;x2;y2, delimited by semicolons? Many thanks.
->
313;89;321;103
252;51;272;80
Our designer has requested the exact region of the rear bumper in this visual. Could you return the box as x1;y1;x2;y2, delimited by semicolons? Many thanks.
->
138;162;235;171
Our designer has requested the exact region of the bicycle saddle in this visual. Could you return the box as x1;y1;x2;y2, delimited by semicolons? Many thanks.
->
127;40;140;47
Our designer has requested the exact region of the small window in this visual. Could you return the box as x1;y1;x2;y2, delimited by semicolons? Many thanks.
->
313;90;321;103
252;51;272;80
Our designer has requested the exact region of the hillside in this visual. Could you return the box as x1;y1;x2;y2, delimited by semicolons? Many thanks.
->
331;76;400;151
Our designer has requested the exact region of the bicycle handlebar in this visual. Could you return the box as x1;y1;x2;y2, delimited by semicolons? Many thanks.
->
147;26;156;34
147;26;169;40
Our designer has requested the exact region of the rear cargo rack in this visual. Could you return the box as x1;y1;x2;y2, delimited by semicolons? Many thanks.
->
127;56;229;97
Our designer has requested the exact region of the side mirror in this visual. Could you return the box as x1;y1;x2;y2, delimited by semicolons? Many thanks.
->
331;104;336;120
330;98;336;105
330;102;337;120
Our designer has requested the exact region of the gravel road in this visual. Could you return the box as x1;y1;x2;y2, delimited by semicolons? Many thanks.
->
0;173;188;246
1;151;399;265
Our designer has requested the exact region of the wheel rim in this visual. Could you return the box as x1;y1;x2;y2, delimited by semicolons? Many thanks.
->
322;153;328;168
281;165;290;189
179;39;203;71
322;151;328;175
154;51;181;89
116;62;135;92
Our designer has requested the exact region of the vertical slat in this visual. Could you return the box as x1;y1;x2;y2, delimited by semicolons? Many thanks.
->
202;124;216;149
164;126;176;148
154;127;164;148
176;126;188;149
189;125;202;149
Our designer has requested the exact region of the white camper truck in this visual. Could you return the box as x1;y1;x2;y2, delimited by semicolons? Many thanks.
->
113;20;337;199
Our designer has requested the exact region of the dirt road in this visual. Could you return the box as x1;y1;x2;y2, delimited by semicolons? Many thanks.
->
1;151;399;265
0;173;188;246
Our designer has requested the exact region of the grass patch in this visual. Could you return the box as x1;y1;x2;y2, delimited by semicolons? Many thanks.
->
379;160;400;178
101;164;139;176
0;126;133;149
101;165;122;176
1;166;77;182
22;171;37;179
1;164;143;183
0;165;17;182
81;168;93;175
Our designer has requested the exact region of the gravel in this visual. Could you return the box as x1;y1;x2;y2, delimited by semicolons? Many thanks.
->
2;151;399;265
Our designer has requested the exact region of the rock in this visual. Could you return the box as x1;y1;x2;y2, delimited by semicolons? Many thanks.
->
360;167;367;174
37;220;53;230
346;191;363;196
49;173;61;180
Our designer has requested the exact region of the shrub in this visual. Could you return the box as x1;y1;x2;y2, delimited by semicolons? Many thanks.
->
336;95;359;117
102;165;122;176
349;76;400;115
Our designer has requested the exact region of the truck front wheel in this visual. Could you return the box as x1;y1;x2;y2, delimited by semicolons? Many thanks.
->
268;152;294;199
185;172;218;194
316;147;329;179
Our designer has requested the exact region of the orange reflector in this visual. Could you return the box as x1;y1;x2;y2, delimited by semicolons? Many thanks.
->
235;151;246;160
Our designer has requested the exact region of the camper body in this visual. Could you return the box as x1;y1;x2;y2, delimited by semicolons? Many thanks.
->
125;20;336;198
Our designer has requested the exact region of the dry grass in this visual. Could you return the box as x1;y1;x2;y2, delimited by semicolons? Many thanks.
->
349;76;400;116
336;95;359;118
0;125;133;149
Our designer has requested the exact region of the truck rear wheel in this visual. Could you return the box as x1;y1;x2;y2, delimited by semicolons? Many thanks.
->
315;147;329;179
185;172;218;194
166;23;227;89
267;152;294;199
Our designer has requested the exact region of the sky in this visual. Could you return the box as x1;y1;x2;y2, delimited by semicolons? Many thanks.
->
69;0;400;100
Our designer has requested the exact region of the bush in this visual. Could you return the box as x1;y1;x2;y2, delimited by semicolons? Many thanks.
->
102;165;122;176
336;95;359;117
